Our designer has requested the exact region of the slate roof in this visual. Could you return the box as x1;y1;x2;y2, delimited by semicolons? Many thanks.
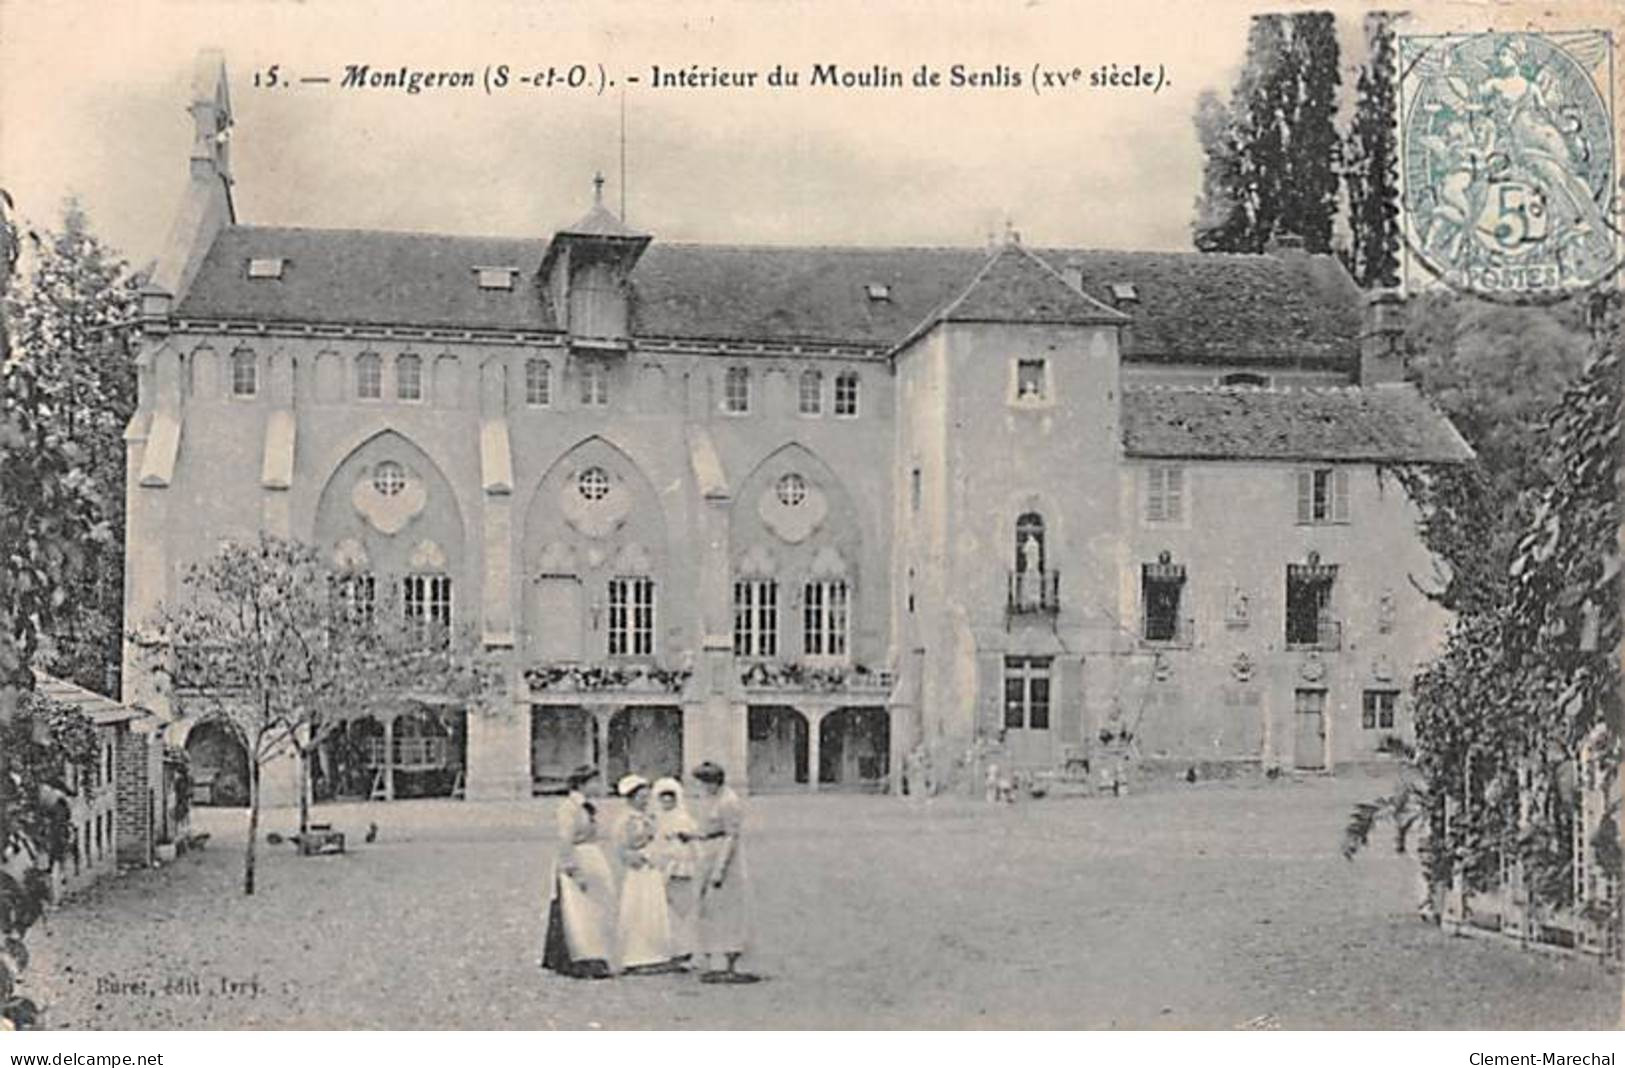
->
558;202;650;241
175;226;1362;366
936;243;1126;326
1121;385;1475;464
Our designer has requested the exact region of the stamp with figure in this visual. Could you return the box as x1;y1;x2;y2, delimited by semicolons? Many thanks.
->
1399;29;1618;299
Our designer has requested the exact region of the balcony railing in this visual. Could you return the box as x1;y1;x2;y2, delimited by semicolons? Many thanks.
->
1008;570;1060;615
1286;618;1343;652
739;661;894;694
524;661;693;695
1140;615;1196;649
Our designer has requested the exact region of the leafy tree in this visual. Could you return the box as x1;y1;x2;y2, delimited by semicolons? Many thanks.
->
1281;11;1341;253
1343;11;1402;287
0;191;111;1029
4;201;139;696
1397;294;1593;612
1192;12;1340;253
136;536;496;894
1192;91;1252;253
1350;305;1620;941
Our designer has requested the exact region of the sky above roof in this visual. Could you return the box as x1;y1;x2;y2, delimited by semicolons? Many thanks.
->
0;0;1384;270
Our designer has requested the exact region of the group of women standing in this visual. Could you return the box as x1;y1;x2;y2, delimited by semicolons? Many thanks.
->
541;760;758;984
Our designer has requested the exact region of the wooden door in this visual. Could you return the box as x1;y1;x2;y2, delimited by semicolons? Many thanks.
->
1293;689;1327;770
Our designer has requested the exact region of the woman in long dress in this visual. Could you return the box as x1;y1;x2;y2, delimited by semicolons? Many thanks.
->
540;766;615;979
692;761;760;983
613;774;673;974
652;777;700;967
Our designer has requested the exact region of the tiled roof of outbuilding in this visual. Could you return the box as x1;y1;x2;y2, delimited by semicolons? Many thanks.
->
32;671;149;725
174;226;1362;366
1121;385;1475;464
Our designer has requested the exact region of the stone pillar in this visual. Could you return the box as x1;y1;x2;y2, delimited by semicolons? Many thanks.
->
479;356;516;647
805;708;823;791
592;704;613;784
464;674;531;801
260;348;296;538
382;715;395;801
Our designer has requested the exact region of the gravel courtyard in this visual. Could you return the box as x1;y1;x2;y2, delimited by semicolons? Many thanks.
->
25;773;1622;1029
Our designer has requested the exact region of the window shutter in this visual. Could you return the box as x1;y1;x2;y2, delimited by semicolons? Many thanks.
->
1332;469;1350;523
1147;468;1165;522
1296;470;1313;524
1165;467;1183;522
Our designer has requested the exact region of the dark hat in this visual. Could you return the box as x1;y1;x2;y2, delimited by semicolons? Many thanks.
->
692;761;726;785
565;764;598;789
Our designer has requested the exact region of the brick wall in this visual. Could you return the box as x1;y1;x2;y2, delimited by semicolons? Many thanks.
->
115;723;153;867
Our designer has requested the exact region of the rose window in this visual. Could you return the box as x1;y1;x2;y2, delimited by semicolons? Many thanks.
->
776;473;807;507
578;467;611;501
372;461;407;497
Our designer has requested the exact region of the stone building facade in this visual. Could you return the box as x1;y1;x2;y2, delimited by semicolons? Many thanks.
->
123;56;1472;804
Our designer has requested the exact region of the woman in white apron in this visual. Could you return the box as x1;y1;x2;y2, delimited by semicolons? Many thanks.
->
540;766;615;979
652;777;700;966
613;774;673;974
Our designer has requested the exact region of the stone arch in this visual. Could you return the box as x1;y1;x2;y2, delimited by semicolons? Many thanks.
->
819;706;890;789
183;717;250;807
522;436;671;661
732;442;864;660
747;705;809;789
310;428;469;622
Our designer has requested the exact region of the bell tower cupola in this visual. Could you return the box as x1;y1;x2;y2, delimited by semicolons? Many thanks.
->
542;174;651;350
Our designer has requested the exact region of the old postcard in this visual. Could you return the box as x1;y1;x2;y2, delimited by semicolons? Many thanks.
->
0;0;1619;1040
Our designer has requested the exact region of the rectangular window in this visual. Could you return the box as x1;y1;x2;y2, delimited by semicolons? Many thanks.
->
231;350;257;397
911;467;922;513
724;366;751;414
1003;656;1052;730
1146;466;1184;523
403;574;452;640
1141;565;1186;642
799;370;823;415
396;354;423;401
1016;359;1047;401
1362;690;1397;730
580;360;609;407
337;573;376;625
1296;467;1350;525
732;579;779;658
525;358;551;406
1285;567;1337;647
834;372;859;417
803;579;849;658
357;354;382;399
609;577;655;656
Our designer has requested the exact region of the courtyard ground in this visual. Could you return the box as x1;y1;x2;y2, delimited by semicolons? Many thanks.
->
24;773;1622;1029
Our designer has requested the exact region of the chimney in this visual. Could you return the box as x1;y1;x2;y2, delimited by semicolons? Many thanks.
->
1062;261;1084;292
1359;289;1406;386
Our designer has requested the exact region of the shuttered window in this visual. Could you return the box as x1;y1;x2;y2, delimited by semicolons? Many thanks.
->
1146;466;1184;523
1296;468;1350;525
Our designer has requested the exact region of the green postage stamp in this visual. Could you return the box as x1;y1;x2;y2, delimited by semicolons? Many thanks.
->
1399;29;1618;299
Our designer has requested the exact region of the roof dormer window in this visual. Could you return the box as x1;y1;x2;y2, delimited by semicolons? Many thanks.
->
1110;282;1138;306
865;283;892;302
475;266;517;291
247;257;285;280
